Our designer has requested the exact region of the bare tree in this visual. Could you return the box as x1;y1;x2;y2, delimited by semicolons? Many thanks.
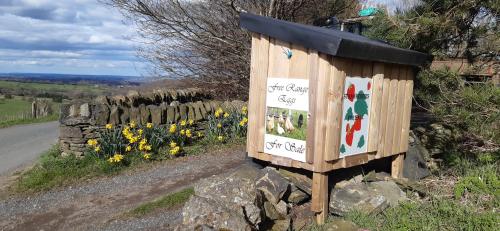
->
103;0;359;99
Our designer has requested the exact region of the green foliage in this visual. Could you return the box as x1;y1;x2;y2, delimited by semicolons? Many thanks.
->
206;107;248;142
364;0;499;59
415;68;499;152
345;199;499;231
0;96;60;128
453;164;500;209
128;187;194;217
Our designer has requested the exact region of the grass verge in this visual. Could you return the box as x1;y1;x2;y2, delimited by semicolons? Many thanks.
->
0;113;59;129
13;139;245;194
127;187;194;217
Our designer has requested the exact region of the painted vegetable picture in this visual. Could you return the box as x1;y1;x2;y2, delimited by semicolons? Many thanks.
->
339;77;372;157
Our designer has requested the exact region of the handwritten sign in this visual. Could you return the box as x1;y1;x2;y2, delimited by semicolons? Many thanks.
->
264;78;308;162
339;77;372;157
266;78;309;111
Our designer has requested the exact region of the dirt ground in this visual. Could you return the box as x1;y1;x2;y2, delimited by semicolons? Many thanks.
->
0;146;247;231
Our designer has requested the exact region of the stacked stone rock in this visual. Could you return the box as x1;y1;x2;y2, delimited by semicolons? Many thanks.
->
58;88;246;156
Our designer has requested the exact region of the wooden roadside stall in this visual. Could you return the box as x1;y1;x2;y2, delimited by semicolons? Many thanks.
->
240;13;430;224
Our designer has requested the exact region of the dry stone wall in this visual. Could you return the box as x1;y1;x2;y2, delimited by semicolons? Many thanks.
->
59;88;246;156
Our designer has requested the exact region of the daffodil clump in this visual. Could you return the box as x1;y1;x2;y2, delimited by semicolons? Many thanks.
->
87;119;201;165
207;106;248;142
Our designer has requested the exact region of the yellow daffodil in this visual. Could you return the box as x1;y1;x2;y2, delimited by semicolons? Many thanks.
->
105;124;113;129
217;123;222;128
130;121;136;128
145;145;152;151
180;120;187;126
138;129;143;135
143;153;151;159
113;153;124;162
94;146;100;152
197;132;203;137
125;146;132;152
146;123;153;128
169;124;177;133
108;153;124;163
169;146;180;156
214;108;223;117
180;129;185;135
188;119;194;125
140;138;147;145
239;117;248;126
87;139;98;146
186;129;192;138
241;106;247;114
217;136;223;141
224;112;229;118
170;141;177;148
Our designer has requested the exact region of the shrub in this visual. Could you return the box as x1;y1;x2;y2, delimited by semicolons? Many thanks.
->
414;68;500;164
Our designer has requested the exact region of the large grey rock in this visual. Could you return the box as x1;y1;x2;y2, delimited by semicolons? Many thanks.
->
403;132;430;180
180;195;252;231
278;168;311;195
93;104;109;125
329;180;406;216
129;107;141;124
139;104;150;124
79;103;90;117
148;105;163;125
285;185;309;204
256;167;290;204
185;164;264;229
59;126;83;138
109;106;120;124
120;107;130;124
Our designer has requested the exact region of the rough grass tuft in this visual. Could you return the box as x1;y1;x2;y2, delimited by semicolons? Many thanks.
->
128;187;194;217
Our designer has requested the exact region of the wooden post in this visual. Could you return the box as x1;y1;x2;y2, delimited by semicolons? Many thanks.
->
311;172;329;224
391;153;405;178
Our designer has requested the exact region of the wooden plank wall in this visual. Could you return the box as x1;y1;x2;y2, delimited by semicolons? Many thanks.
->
247;37;415;172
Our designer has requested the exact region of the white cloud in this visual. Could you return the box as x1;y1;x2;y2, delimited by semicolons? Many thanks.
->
0;0;148;76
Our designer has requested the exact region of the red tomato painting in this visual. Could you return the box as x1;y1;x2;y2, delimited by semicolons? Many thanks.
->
347;84;355;102
367;81;371;90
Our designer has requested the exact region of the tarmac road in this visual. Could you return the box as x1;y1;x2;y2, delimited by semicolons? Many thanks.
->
0;121;59;175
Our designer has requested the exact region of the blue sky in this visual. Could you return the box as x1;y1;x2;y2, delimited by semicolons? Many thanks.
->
0;0;147;76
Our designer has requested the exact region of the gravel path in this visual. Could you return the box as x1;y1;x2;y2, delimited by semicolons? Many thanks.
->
0;146;247;231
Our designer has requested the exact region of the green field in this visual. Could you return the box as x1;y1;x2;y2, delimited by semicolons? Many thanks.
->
0;96;60;128
0;80;107;95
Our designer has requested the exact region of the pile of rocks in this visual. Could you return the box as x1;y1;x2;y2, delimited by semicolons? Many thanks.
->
178;165;311;231
178;164;412;230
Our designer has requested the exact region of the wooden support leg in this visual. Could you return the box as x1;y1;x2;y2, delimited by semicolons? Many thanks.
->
311;172;329;224
391;153;405;178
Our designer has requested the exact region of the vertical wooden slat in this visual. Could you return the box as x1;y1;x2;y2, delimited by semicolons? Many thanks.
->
312;54;331;171
391;153;404;178
306;51;319;164
376;64;392;158
324;58;348;161
400;68;414;152
255;36;271;154
311;172;329;224
383;65;400;156
368;63;384;152
289;45;309;79
246;33;260;157
391;66;408;154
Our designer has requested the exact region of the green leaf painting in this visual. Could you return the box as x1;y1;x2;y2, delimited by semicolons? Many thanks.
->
340;144;346;153
357;135;365;148
344;107;354;121
354;90;368;117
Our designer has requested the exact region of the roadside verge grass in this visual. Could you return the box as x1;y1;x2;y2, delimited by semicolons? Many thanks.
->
0;113;59;129
127;187;194;217
13;139;245;194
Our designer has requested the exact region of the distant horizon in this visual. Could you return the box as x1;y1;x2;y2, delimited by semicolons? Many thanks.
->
0;72;143;78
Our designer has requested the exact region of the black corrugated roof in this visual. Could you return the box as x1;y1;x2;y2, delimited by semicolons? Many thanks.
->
240;13;431;67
